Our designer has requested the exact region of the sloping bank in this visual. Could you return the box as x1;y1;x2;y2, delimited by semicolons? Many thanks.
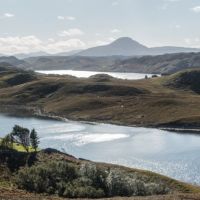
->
1;67;200;132
1;148;200;199
1;104;200;134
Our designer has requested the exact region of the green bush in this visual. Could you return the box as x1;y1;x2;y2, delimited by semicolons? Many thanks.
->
15;160;169;198
16;161;78;194
63;184;105;198
15;160;105;198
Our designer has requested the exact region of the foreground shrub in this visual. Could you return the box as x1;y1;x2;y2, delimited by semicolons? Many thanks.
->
15;160;169;198
15;160;105;198
63;184;105;198
16;161;78;194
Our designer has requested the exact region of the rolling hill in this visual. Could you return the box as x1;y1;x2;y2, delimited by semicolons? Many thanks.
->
1;65;200;129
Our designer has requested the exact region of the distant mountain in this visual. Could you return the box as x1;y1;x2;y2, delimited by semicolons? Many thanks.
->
1;37;200;59
77;37;149;56
55;49;83;56
0;56;28;68
14;51;50;59
24;52;200;74
25;56;123;70
13;50;84;59
3;37;200;75
77;37;200;57
150;46;200;55
106;52;200;74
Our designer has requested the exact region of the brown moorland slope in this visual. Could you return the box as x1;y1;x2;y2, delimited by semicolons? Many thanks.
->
1;66;200;129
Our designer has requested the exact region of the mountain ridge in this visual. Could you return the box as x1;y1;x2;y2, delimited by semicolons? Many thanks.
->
1;37;199;59
22;51;200;74
77;37;200;57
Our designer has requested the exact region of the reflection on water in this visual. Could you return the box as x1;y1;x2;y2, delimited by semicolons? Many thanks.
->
36;70;156;80
43;133;129;146
1;114;200;185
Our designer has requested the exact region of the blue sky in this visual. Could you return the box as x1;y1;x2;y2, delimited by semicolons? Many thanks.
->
0;0;200;54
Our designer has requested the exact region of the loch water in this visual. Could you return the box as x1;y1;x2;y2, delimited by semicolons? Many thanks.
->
1;113;200;185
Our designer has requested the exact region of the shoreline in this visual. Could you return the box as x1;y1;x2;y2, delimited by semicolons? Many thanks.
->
1;104;200;133
2;105;200;187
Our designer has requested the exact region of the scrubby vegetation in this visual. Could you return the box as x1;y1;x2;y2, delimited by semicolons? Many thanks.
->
1;126;200;199
5;72;37;86
15;159;171;198
164;69;200;93
1;148;199;199
16;161;105;198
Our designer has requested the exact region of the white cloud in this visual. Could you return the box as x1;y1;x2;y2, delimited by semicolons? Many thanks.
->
4;13;15;18
110;29;121;33
0;35;86;54
169;23;181;29
94;37;115;46
58;28;84;37
184;38;191;45
66;16;76;20
57;16;65;20
95;40;108;46
46;39;85;53
108;37;115;42
48;38;55;42
184;37;200;48
0;13;15;19
191;6;200;13
0;36;42;54
57;15;76;20
195;38;200;43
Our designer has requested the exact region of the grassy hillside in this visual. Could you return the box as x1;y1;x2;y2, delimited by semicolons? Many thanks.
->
1;66;200;129
0;147;200;199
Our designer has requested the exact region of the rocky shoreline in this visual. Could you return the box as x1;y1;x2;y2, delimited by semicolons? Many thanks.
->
1;104;200;134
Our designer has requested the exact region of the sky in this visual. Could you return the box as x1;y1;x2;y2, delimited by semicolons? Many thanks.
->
0;0;200;54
